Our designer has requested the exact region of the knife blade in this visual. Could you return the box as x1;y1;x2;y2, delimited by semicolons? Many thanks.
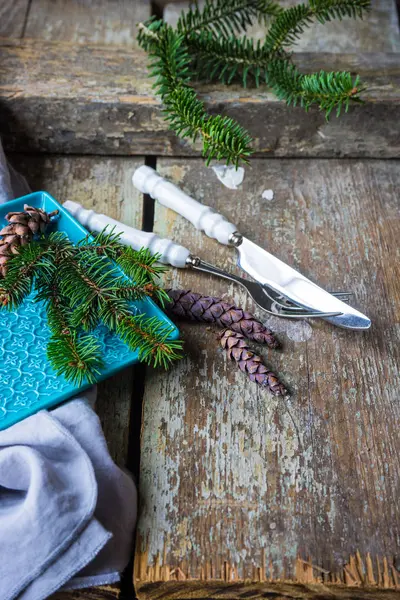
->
132;166;371;330
236;237;370;329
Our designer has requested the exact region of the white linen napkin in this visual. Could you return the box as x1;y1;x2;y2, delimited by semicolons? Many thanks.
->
0;140;137;599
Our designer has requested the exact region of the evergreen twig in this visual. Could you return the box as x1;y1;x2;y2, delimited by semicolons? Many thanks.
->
266;59;365;117
137;0;371;165
140;23;253;166
38;270;104;386
176;0;282;36
0;226;183;384
263;0;370;52
0;239;53;308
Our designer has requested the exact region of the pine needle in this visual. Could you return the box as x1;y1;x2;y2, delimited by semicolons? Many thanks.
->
176;0;282;37
264;0;371;52
0;238;54;309
266;59;365;118
0;228;183;384
139;23;253;166
137;0;371;156
37;269;104;385
100;302;183;368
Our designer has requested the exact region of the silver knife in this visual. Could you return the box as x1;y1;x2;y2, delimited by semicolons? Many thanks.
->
132;166;371;330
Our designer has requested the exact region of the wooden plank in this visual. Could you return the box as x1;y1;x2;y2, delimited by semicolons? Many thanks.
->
25;0;150;47
134;158;400;597
51;584;120;599
0;40;399;158
133;580;400;599
0;0;30;38
164;0;400;52
10;153;145;466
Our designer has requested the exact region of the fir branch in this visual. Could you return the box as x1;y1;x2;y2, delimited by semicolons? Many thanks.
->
266;59;365;117
38;270;103;385
185;33;364;117
60;252;128;330
61;247;183;366
164;86;253;166
185;31;281;87
139;24;253;166
115;282;165;301
78;228;124;261
138;0;370;159
77;229;168;292
100;301;183;368
47;333;103;386
116;246;167;284
0;239;54;309
176;0;282;37
0;221;182;383
263;0;370;53
137;17;164;52
79;233;170;306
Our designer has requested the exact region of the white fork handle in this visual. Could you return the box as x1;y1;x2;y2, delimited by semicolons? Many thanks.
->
132;165;237;245
63;200;190;268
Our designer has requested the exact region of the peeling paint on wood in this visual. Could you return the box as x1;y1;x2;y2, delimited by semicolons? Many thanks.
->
263;316;313;343
135;158;400;597
0;42;399;157
25;0;150;47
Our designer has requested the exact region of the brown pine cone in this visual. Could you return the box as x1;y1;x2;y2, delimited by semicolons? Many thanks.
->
220;329;287;396
0;205;58;277
166;289;279;349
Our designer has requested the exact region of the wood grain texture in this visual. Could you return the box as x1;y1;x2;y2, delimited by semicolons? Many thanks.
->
164;0;400;53
50;584;120;599
134;158;400;597
134;581;400;600
9;153;145;466
0;41;399;158
0;0;30;38
25;0;150;46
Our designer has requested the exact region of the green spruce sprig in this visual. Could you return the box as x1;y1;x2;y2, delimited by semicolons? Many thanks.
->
263;0;370;52
266;60;365;117
176;0;282;36
39;271;104;386
138;0;371;166
140;23;253;166
0;229;183;385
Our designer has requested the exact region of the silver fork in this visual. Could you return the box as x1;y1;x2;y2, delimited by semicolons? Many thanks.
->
187;256;348;319
262;285;352;315
62;201;350;320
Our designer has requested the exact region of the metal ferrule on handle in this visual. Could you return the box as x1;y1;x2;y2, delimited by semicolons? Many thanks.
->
63;200;191;268
132;165;238;246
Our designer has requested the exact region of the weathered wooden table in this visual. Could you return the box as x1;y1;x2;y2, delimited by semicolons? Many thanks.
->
1;1;400;599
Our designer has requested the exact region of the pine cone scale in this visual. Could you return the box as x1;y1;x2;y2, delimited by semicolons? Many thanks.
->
220;329;287;396
166;289;279;349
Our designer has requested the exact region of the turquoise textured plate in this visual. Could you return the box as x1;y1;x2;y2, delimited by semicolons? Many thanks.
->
0;191;179;430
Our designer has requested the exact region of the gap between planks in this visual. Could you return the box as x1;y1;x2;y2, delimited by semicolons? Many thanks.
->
126;155;158;600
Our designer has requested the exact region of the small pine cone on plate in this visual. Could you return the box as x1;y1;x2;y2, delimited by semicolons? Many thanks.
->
0;205;58;277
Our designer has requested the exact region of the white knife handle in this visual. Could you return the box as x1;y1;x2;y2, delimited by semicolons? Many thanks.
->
63;200;190;268
132;165;237;246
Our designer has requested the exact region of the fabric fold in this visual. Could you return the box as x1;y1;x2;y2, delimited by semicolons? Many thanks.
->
0;409;99;600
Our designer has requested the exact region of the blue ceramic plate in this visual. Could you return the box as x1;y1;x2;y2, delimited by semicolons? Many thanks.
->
0;191;179;430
